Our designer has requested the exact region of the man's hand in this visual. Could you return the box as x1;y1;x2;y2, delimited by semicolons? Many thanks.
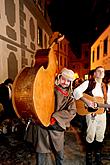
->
80;97;98;109
49;117;64;131
50;117;56;125
87;101;96;108
87;102;98;112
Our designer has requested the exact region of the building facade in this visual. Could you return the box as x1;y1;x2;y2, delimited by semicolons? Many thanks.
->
68;43;91;79
55;37;69;72
91;25;110;70
0;0;52;82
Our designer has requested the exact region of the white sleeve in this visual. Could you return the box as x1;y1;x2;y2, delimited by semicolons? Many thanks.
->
107;84;110;104
73;80;89;100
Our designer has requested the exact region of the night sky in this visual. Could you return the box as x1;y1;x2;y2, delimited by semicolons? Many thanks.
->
47;0;110;56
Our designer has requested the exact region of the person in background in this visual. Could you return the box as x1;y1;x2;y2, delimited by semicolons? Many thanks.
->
24;68;76;165
0;78;16;122
73;66;108;165
72;77;84;89
106;78;110;105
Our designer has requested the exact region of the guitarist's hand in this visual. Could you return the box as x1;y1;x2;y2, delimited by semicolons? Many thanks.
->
87;101;96;108
80;97;98;111
86;101;98;112
80;97;94;108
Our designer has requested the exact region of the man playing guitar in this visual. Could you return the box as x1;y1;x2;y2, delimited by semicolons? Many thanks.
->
73;66;109;165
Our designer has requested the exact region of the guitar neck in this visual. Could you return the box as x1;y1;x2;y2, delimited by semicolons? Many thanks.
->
98;103;110;109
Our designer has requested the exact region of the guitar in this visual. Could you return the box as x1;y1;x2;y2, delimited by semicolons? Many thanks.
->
75;93;109;116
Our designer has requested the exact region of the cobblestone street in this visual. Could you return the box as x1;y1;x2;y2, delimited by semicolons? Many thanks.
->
0;115;110;165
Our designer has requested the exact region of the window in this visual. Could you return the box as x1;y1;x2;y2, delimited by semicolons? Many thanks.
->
44;34;47;49
103;37;108;56
37;27;43;47
85;74;88;80
97;45;100;60
92;50;95;62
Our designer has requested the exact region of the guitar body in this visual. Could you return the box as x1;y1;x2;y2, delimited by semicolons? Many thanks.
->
75;93;104;116
12;46;58;127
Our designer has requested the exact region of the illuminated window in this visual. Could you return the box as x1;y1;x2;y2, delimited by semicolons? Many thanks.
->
103;37;108;56
37;27;43;47
97;45;100;60
92;50;95;62
44;34;47;49
84;74;88;80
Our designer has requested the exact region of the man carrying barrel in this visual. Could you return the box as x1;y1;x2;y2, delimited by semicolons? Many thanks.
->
24;68;76;165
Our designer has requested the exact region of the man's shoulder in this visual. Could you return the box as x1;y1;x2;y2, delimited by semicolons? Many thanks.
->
54;84;69;96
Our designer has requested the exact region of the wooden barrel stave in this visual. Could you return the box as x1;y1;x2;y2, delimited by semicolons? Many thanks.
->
12;67;41;124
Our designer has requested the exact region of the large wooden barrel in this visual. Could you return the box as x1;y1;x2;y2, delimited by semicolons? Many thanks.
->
12;46;58;127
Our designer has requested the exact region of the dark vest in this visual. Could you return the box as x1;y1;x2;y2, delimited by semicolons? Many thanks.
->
84;79;107;103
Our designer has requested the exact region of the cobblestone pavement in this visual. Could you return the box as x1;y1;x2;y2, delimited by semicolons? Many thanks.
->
0;115;110;165
64;125;110;165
